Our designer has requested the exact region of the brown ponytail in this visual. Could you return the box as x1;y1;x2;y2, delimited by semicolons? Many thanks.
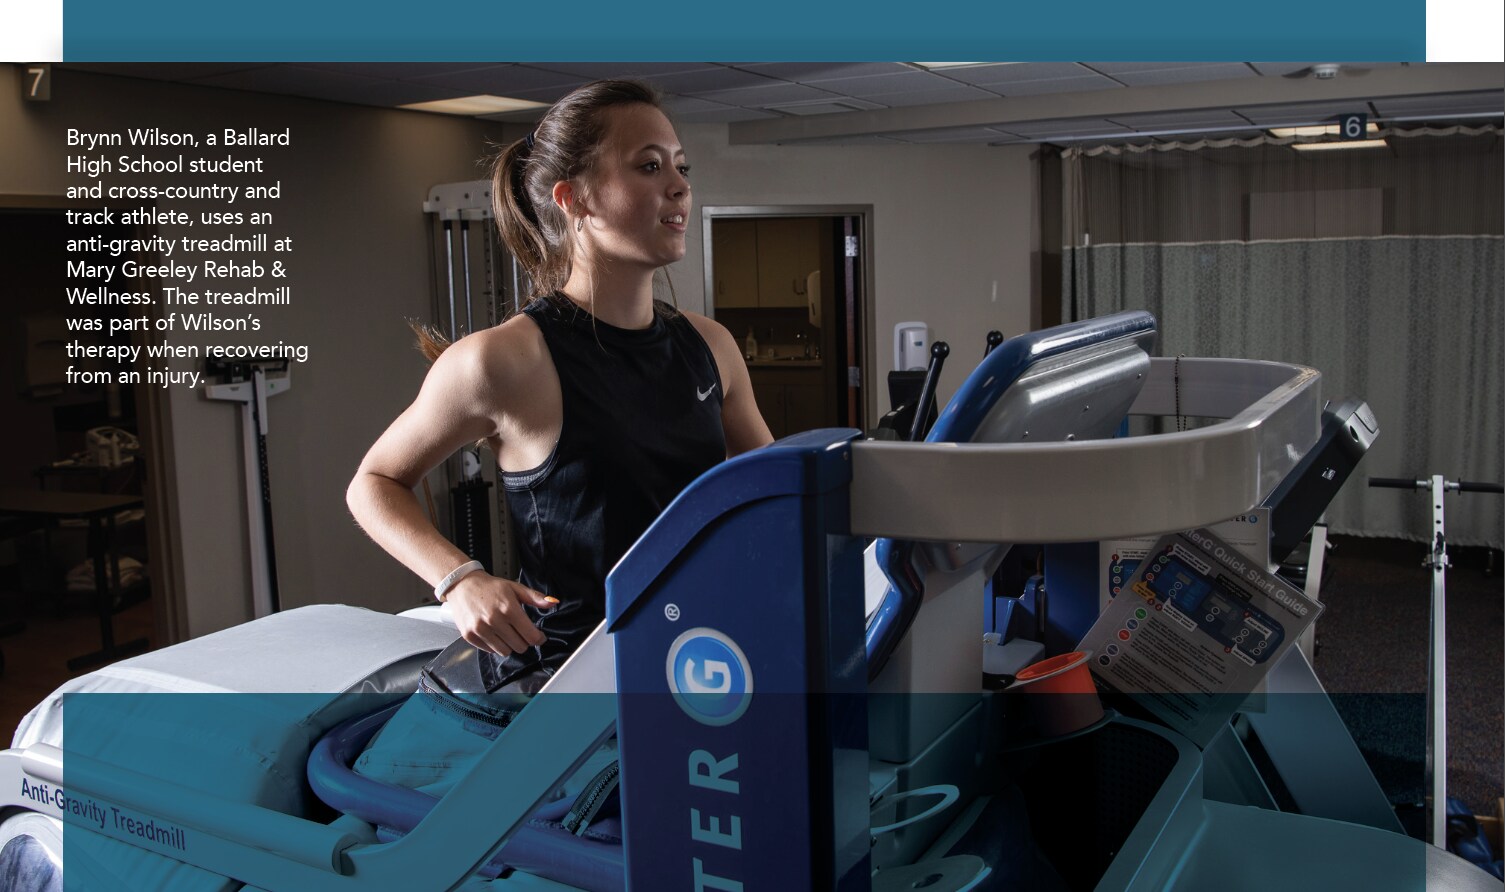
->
410;322;451;363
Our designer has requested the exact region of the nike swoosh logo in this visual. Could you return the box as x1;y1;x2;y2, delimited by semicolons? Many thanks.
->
697;384;717;401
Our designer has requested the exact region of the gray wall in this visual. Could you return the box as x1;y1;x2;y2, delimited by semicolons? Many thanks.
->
1;67;507;635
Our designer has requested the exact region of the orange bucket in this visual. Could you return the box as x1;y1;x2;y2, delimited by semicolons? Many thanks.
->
1009;651;1102;737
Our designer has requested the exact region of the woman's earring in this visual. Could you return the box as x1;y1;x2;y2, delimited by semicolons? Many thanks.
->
576;216;585;233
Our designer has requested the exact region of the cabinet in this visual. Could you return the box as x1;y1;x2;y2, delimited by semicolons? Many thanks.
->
749;365;826;440
755;218;820;308
711;219;760;308
710;218;821;310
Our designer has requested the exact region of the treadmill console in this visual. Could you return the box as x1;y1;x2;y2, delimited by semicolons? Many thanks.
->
1262;398;1378;563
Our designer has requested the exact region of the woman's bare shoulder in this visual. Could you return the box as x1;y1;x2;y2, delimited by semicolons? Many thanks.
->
679;310;735;349
448;313;545;368
420;312;550;406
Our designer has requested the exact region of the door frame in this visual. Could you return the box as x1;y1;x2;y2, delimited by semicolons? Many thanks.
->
699;204;877;429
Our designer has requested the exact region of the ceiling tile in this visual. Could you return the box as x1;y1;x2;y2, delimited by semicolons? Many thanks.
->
673;106;782;123
334;81;474;108
59;61;1494;148
766;98;887;115
293;63;495;81
983;75;1124;97
641;68;785;93
62;63;269;82
476;110;546;123
1001;117;1134;138
1107;64;1257;87
196;65;383;95
1246;62;1323;77
1248;61;1412;80
686;82;842;107
523;62;720;79
1083;62;1249;75
661;95;737;114
938;62;1092;86
476;82;595;104
865;84;997;106
805;69;950;98
202;68;468;108
406;64;583;95
735;62;912;82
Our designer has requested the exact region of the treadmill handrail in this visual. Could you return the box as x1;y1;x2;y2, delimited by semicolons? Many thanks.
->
850;358;1321;543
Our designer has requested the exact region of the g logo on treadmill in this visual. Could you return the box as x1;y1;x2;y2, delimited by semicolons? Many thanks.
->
666;628;753;726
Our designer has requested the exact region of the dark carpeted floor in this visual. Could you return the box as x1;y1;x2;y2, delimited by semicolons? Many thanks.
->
1313;534;1503;818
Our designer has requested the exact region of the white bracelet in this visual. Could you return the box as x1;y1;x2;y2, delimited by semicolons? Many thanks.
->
434;560;484;603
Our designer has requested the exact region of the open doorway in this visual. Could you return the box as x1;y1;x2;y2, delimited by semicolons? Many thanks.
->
701;206;873;438
0;196;178;732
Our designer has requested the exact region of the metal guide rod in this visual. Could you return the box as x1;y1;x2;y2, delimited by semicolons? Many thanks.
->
204;368;291;618
443;220;458;342
242;386;272;613
1367;474;1503;848
512;257;524;316
457;219;479;481
850;357;1321;543
483;226;499;322
249;367;281;614
1426;473;1448;849
425;182;499;337
425;183;506;559
460;220;474;335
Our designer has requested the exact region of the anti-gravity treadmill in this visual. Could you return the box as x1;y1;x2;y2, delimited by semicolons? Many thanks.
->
1;311;1491;891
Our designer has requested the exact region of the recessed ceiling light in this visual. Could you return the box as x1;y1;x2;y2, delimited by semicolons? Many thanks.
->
1290;139;1388;152
400;95;549;116
1269;123;1380;138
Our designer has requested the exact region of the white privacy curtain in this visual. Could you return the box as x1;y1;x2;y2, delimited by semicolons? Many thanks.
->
1063;131;1504;547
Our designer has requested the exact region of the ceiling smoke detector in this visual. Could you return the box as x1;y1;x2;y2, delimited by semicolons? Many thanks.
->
1312;64;1342;79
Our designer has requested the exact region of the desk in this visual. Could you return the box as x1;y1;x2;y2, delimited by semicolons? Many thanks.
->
0;488;149;670
35;457;141;494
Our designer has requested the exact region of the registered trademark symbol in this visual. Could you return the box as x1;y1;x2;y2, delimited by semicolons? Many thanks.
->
664;604;681;621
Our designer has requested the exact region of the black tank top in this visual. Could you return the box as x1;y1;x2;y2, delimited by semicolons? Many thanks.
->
493;294;725;684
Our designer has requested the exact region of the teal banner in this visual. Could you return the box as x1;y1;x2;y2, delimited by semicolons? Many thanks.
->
61;0;1426;61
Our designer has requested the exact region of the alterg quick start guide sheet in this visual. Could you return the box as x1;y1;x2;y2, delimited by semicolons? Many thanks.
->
1079;527;1322;746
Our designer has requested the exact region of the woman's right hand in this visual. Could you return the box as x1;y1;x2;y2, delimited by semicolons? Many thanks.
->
444;573;558;656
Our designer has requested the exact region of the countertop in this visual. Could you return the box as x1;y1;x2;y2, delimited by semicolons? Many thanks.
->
744;358;824;369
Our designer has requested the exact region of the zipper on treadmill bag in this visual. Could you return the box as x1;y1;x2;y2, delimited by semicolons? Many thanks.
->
560;760;620;835
417;669;519;732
